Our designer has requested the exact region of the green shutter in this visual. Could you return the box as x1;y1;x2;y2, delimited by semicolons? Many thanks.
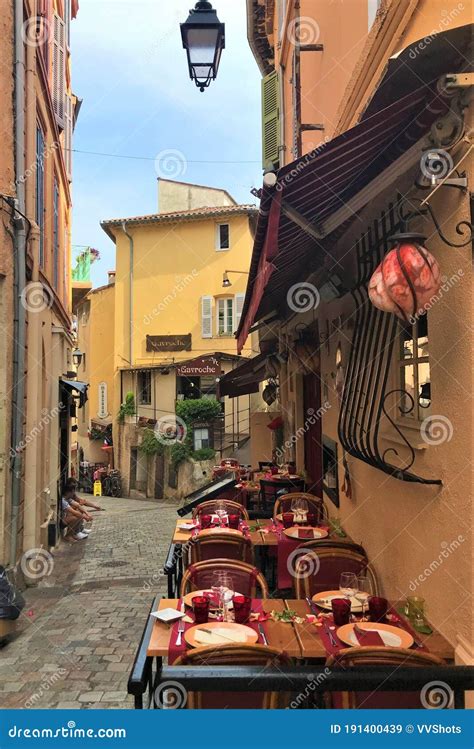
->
262;71;280;170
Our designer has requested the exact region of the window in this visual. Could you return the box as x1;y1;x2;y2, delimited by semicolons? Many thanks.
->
193;427;210;451
138;371;152;405
53;177;60;290
35;127;45;268
52;13;66;128
217;297;234;336
235;292;245;332
398;315;430;421
216;223;230;250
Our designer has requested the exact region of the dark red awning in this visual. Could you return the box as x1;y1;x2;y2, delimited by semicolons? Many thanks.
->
219;353;268;398
236;24;471;353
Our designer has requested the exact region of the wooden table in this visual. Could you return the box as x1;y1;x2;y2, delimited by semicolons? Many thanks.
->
147;597;454;663
147;598;302;658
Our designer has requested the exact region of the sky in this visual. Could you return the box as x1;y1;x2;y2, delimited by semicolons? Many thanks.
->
71;0;262;288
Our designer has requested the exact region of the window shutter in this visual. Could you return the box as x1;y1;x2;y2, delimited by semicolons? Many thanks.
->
262;71;280;170
234;293;245;332
64;94;72;179
201;296;213;338
52;13;66;128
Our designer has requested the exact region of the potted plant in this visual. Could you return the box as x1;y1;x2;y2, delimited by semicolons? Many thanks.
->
118;392;137;424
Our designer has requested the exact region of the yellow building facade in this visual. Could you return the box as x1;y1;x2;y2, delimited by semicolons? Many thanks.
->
74;189;258;498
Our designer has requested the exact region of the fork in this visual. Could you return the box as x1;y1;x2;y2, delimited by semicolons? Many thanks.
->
258;623;268;645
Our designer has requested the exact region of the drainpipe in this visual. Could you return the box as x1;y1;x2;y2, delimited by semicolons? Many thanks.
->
122;222;134;364
10;0;27;566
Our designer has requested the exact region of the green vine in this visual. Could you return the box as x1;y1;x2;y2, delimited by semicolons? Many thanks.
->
118;392;136;423
138;428;164;456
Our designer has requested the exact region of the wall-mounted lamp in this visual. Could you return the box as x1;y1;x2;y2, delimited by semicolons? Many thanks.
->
72;348;83;367
222;269;249;288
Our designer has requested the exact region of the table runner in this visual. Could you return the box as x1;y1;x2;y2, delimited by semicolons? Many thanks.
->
315;606;430;657
276;523;330;589
168;599;268;664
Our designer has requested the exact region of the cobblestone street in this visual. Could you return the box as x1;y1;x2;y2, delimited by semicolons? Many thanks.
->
0;497;178;709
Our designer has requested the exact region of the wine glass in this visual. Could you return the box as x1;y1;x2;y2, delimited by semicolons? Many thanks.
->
339;572;358;601
355;576;371;620
211;571;234;621
215;501;228;527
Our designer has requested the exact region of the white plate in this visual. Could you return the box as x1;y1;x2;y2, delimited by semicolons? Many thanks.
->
177;521;198;531
312;590;365;613
151;608;185;624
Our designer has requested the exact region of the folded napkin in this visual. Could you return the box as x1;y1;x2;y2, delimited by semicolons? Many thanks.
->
298;528;314;539
194;627;247;645
353;624;385;646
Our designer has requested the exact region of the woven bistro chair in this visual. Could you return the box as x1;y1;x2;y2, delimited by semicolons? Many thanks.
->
273;492;327;522
325;647;445;709
192;499;249;521
180;559;269;599
258;477;305;517
294;547;379;598
189;532;254;565
174;644;291;708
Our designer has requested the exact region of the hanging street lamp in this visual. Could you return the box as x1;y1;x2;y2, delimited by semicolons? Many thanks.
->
180;1;225;92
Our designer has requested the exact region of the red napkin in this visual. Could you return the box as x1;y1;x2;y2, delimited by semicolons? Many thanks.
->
353;624;385;646
298;528;314;539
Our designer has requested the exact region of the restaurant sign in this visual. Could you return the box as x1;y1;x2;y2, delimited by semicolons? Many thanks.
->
176;356;220;377
146;334;192;352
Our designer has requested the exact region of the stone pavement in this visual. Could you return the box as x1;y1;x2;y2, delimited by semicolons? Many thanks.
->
0;496;179;709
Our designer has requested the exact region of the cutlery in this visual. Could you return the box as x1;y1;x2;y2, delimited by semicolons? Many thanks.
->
258;623;268;645
323;621;338;647
175;620;185;647
306;596;318;616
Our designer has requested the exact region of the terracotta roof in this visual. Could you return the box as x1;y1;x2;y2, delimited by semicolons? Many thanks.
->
101;204;258;241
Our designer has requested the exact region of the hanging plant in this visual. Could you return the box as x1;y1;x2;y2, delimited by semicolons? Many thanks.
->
118;392;136;423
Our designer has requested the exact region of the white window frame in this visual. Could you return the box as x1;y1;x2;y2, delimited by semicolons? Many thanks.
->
193;427;210;451
215;223;230;251
217;297;234;336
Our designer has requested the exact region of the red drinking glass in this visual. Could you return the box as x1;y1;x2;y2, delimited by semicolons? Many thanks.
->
192;596;210;624
331;598;351;626
368;596;388;623
233;595;251;624
270;466;278;475
200;514;212;529
282;512;294;528
228;514;240;529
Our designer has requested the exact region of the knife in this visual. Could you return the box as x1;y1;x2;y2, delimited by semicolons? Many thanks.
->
306;596;318;616
175;619;185;646
323;621;338;647
196;628;236;642
258;623;268;645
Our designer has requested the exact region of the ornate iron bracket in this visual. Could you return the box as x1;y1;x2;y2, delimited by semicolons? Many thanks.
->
397;195;473;248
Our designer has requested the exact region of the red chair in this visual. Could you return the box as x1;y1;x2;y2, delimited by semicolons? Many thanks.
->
294;548;379;598
326;647;445;708
258;478;305;516
189;532;254;564
192;499;249;520
273;492;327;522
180;559;269;598
174;644;291;708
